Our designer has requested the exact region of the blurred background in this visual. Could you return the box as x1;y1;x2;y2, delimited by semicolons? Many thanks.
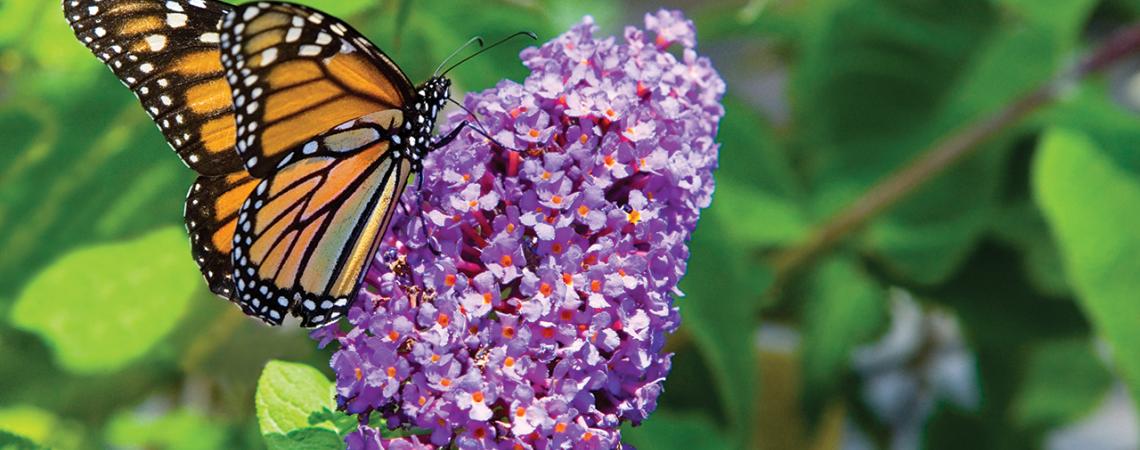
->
3;0;1140;449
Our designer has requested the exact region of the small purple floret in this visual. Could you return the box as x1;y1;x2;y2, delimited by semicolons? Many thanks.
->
313;10;725;449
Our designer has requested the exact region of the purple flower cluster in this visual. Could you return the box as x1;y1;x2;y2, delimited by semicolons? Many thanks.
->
313;10;725;449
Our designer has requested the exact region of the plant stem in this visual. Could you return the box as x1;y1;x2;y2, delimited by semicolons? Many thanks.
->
768;21;1140;292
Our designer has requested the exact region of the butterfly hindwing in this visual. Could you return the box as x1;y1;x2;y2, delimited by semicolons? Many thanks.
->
230;111;411;326
219;1;414;178
64;0;244;176
185;170;259;298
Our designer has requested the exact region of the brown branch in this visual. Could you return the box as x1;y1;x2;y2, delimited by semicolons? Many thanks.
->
768;21;1140;293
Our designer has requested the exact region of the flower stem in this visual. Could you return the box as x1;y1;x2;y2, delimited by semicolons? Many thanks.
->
769;21;1140;293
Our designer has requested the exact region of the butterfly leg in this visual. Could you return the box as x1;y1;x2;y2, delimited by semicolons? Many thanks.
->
409;175;443;257
430;121;469;150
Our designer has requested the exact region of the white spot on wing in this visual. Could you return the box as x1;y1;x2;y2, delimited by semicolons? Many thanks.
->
167;13;188;28
259;47;277;65
285;28;302;42
145;34;167;51
298;45;321;57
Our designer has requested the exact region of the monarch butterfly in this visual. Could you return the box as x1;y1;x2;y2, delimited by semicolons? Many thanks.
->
63;0;529;327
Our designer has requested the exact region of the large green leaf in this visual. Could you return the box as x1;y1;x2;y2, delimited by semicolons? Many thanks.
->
792;0;1097;284
9;227;199;374
677;214;766;448
0;431;46;450
256;361;337;435
713;97;806;248
800;256;886;412
622;411;733;450
106;409;228;450
1012;339;1111;429
1033;127;1140;411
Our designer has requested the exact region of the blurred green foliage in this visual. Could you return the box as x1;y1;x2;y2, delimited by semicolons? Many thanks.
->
3;0;1140;449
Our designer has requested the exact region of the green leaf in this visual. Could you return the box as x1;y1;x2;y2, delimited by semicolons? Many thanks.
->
800;256;886;411
678;214;765;448
0;406;55;448
9;227;200;374
1033;127;1140;412
264;428;343;450
622;411;733;450
256;361;337;437
106;409;228;450
1012;339;1111;428
0;405;81;450
308;408;356;436
714;97;806;247
0;431;45;450
989;202;1071;297
792;0;1097;285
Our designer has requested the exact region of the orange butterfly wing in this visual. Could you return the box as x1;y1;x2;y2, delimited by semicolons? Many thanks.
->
220;2;413;178
230;111;412;326
185;171;259;297
64;0;244;176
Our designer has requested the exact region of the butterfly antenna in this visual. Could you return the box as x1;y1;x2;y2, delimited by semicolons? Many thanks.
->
447;98;514;150
434;36;485;77
440;31;537;76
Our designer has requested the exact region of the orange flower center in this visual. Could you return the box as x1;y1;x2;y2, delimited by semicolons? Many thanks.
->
516;406;526;417
502;326;516;338
437;313;450;327
578;205;589;216
590;280;602;293
500;255;513;266
472;391;484;402
555;422;567;433
444;274;457;287
440;378;451;387
483;292;492;304
504;356;515;367
551;195;562;205
386;366;397;378
528;128;540;138
539;282;553;296
628;209;641;224
354;367;362;381
562;273;573;285
387;330;399;341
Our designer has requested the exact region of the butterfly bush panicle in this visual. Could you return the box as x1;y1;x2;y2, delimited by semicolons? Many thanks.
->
313;10;725;449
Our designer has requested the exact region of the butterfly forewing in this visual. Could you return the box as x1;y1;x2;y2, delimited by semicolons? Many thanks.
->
220;2;414;178
64;0;244;176
230;112;411;326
